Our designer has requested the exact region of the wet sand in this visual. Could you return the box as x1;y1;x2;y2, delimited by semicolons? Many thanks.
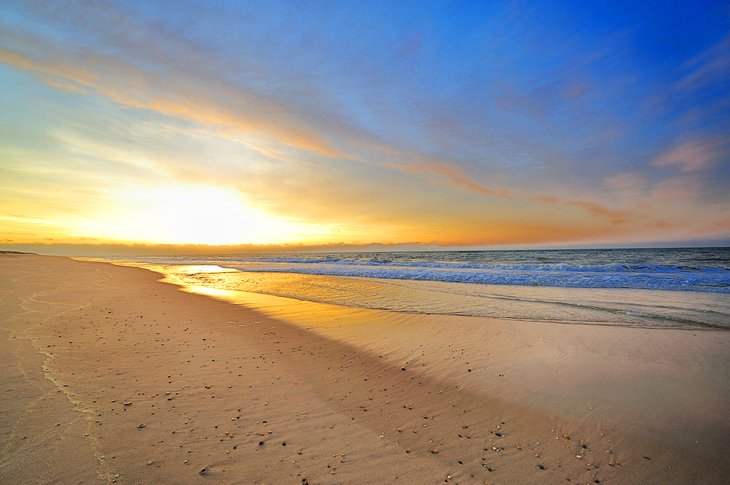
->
1;254;729;484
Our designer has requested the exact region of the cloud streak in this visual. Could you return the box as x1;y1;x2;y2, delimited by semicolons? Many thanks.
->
652;138;725;173
0;44;340;157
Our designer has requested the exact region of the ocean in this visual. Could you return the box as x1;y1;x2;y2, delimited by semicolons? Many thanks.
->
119;247;730;330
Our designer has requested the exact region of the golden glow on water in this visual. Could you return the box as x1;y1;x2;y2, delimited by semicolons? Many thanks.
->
142;264;365;327
100;261;730;330
179;284;239;300
173;265;238;274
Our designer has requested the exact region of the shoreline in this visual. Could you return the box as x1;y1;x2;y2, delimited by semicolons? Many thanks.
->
103;258;730;331
2;254;729;483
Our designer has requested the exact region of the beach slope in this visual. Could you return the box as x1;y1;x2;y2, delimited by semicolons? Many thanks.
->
1;254;728;484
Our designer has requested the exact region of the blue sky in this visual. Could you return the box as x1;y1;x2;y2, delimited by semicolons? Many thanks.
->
1;0;729;247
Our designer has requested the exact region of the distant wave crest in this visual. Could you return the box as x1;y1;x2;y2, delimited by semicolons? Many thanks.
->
223;262;730;293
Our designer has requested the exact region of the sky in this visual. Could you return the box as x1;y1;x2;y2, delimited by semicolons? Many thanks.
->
1;0;729;251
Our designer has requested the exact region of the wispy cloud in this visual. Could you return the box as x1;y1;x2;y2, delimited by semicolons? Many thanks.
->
0;43;341;157
603;172;646;204
676;35;730;93
528;195;628;225
652;138;725;173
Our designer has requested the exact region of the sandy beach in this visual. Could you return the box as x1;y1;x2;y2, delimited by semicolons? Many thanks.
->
2;253;729;484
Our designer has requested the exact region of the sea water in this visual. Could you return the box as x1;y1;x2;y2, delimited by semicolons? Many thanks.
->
123;247;730;330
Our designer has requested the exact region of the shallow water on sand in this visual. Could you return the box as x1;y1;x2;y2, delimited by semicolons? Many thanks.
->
130;263;730;330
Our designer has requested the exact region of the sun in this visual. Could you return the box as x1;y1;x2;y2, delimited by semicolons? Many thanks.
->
72;184;334;245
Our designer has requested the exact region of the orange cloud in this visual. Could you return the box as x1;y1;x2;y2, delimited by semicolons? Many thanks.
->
526;195;627;224
386;156;632;224
393;161;514;199
0;46;340;158
650;175;701;201
603;172;645;198
696;217;730;236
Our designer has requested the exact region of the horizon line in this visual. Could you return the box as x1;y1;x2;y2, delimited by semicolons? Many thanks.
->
2;240;728;257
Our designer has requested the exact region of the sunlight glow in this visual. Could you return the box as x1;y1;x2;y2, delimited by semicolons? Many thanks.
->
72;185;337;245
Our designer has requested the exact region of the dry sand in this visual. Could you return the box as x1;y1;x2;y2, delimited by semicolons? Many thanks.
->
1;254;729;484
